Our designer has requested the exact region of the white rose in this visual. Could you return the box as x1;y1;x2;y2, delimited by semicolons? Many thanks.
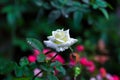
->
44;29;78;52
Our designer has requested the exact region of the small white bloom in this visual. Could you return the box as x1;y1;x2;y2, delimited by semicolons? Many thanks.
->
106;74;113;80
44;29;77;52
90;77;96;80
96;74;102;80
34;68;43;77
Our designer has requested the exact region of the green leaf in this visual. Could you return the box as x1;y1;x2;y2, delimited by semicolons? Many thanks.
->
1;5;17;25
29;63;37;70
92;0;107;9
82;0;89;4
51;1;61;9
50;61;66;75
33;0;43;6
0;58;15;74
107;3;113;10
1;5;13;13
58;0;68;4
40;63;53;72
5;74;13;80
56;66;66;75
35;77;43;80
96;0;107;8
43;2;51;10
47;74;58;80
73;11;83;29
92;4;98;9
13;77;31;80
27;38;44;52
13;38;29;51
14;65;23;77
48;10;61;23
84;40;91;48
35;77;47;80
73;1;81;7
7;12;16;25
37;54;46;62
99;8;109;19
50;61;61;67
19;57;29;67
23;67;33;76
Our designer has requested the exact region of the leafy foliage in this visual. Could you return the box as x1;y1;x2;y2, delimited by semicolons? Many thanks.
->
19;57;29;67
47;74;58;80
50;61;66;75
0;58;15;74
37;54;46;62
27;38;44;52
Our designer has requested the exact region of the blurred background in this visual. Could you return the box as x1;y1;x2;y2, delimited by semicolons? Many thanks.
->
0;0;120;79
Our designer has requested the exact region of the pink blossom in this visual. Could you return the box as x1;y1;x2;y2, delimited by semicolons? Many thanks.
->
86;61;94;66
86;61;95;73
96;74;102;80
87;64;95;73
106;74;114;80
43;49;51;54
80;57;95;73
45;52;56;58
94;55;109;64
47;52;65;64
33;49;40;56
76;45;84;52
112;75;119;80
32;48;65;64
28;55;36;63
55;54;65;64
99;67;106;78
34;68;43;77
43;49;65;64
80;57;88;66
95;72;119;80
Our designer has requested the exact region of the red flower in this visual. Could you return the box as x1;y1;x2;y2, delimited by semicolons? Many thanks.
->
76;45;84;52
33;49;40;56
28;55;36;63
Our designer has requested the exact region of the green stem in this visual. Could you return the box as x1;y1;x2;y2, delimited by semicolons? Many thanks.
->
69;47;74;53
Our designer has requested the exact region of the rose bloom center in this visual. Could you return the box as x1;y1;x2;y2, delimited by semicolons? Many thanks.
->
54;31;69;44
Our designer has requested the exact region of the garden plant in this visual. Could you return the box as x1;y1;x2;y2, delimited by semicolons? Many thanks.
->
0;0;120;80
